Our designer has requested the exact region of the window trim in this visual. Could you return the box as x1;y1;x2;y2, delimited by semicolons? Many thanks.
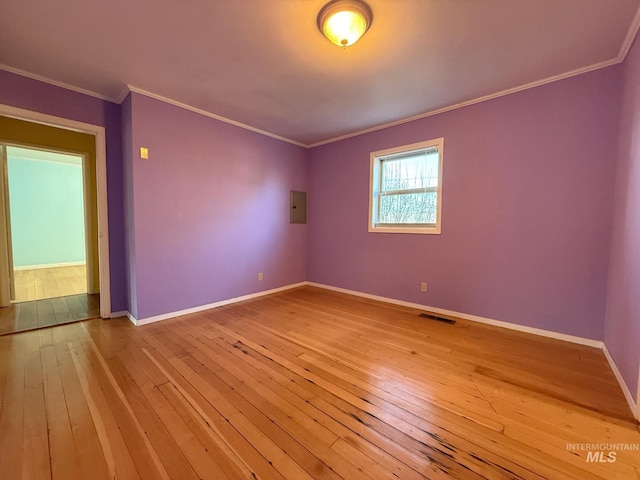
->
368;137;444;234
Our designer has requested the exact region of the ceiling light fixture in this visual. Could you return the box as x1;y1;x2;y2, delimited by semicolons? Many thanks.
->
317;0;373;47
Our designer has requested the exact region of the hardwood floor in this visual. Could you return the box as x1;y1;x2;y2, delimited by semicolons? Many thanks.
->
0;286;638;479
0;294;100;336
13;264;87;302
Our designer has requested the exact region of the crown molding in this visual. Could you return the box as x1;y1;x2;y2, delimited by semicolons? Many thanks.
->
618;3;640;62
307;57;622;148
115;85;132;104
125;86;307;148
3;5;640;150
0;53;629;150
307;4;640;148
0;63;119;103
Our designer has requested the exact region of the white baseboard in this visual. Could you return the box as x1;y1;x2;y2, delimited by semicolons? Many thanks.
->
115;281;602;347
126;312;137;326
128;282;308;326
110;280;639;421
14;261;86;271
602;344;640;421
307;282;603;348
309;282;640;421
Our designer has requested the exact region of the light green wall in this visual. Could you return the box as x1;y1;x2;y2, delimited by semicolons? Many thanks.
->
8;153;86;267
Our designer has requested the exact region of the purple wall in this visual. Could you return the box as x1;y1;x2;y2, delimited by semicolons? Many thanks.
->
126;93;308;320
308;67;622;340
0;58;635;404
0;70;127;312
605;37;640;403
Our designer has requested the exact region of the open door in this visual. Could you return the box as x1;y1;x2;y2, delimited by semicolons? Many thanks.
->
0;145;13;306
0;105;111;319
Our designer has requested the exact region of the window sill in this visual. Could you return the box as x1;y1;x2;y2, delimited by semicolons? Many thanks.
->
368;225;441;235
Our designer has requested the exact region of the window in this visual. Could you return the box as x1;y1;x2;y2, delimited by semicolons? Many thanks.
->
369;138;444;234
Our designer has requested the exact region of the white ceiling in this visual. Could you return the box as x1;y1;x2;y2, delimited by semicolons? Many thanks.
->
1;0;639;146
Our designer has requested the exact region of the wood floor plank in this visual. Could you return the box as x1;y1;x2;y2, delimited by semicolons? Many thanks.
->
180;325;341;447
157;381;244;480
69;343;141;480
65;295;90;320
0;293;99;336
147;346;316;480
40;336;84;479
140;346;286;480
71;340;170;479
22;346;52;480
0;305;19;335
107;351;201;480
48;326;111;480
17;300;38;330
0;334;27;479
206;320;539;479
178;353;355;480
0;286;638;479
51;296;73;324
140;382;236;480
14;265;87;302
187;317;447;478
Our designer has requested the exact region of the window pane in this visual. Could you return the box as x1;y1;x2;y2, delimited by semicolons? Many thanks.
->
379;192;437;224
370;138;443;234
381;151;439;191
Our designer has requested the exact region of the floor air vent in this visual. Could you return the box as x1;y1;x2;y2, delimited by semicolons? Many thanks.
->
418;312;456;324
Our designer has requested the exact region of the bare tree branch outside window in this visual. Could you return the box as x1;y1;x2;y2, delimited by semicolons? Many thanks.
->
378;151;439;224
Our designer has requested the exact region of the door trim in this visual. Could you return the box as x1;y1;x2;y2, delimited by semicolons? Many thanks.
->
1;147;15;301
0;146;10;306
0;104;111;318
81;152;99;295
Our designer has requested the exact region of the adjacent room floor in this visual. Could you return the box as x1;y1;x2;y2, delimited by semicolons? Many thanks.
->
0;264;97;336
0;286;638;479
13;264;87;302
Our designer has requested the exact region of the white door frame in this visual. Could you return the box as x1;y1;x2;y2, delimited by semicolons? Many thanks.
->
0;103;112;318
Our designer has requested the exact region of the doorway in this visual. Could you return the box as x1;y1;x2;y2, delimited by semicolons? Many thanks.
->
0;106;111;334
4;145;93;302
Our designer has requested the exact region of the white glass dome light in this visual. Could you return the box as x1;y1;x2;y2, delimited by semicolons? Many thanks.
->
317;0;373;47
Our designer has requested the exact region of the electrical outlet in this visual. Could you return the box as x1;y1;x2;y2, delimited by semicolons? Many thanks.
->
421;282;427;292
258;272;263;281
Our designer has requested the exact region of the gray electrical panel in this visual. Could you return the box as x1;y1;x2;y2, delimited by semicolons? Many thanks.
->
290;191;307;224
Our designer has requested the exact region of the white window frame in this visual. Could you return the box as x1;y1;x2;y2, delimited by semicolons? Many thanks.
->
368;137;444;234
